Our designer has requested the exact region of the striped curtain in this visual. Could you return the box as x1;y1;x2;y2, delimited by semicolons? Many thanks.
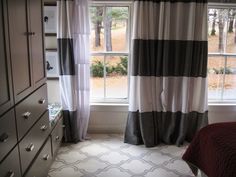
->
124;0;208;147
57;0;90;143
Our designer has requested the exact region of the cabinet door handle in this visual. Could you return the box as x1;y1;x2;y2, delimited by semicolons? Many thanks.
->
28;32;35;36
7;171;15;177
43;154;50;161
25;32;35;36
38;98;46;104
40;125;48;131
22;112;31;119
0;133;8;142
25;143;34;152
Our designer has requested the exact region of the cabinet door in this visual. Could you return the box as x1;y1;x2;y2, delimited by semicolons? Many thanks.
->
0;0;13;115
8;0;33;103
28;0;46;88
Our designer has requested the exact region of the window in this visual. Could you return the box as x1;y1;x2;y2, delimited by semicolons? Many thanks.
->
208;5;236;102
89;2;131;102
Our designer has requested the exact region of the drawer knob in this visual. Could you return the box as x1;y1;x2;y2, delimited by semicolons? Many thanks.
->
43;154;50;161
25;143;34;152
7;171;15;177
55;136;60;141
22;112;31;119
0;133;8;142
38;98;46;104
28;32;35;36
40;125;48;131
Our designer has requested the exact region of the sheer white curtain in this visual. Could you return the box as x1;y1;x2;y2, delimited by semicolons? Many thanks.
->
57;0;90;142
73;0;91;141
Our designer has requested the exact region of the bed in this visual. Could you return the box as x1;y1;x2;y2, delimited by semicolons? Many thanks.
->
182;122;236;177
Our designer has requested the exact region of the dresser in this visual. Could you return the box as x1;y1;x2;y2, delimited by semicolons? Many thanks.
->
0;0;62;176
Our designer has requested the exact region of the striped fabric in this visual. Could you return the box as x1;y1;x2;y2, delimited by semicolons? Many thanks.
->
124;0;208;147
57;0;90;143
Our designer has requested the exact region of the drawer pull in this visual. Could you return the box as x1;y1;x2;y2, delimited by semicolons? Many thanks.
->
7;171;15;177
28;32;35;36
22;112;31;119
40;125;48;131
55;136;60;141
25;143;34;152
0;133;8;142
43;154;50;161
38;98;46;104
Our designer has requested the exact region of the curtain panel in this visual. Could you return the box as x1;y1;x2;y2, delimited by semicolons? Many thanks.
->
124;0;208;147
57;0;90;143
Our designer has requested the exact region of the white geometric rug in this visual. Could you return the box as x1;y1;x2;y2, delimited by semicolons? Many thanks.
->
48;134;194;177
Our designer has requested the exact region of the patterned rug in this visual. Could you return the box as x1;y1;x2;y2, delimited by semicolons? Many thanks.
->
48;134;194;177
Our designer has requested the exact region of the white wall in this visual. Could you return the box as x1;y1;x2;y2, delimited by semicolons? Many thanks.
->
208;104;236;123
47;81;236;134
89;104;236;134
47;80;60;104
89;104;128;133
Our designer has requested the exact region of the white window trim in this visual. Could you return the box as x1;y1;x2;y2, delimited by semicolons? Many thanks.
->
89;1;133;104
208;4;236;104
89;2;236;105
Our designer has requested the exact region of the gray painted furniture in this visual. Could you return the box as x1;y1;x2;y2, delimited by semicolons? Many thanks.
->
0;0;63;176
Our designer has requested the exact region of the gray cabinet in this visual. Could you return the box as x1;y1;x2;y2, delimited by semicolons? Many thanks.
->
7;0;46;103
0;146;21;177
0;0;58;176
0;109;17;162
51;117;63;156
16;84;48;140
29;0;46;88
19;111;50;174
0;0;13;116
24;138;53;177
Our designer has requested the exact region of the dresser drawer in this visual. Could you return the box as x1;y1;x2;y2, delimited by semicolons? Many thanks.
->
0;146;21;177
51;117;63;156
25;137;52;177
16;84;48;140
19;111;50;174
0;109;17;162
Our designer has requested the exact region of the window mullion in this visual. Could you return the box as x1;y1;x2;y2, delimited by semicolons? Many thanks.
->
104;55;107;99
103;5;107;53
90;3;130;102
221;56;227;100
103;6;107;100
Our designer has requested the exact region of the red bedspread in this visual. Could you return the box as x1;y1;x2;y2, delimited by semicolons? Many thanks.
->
182;122;236;177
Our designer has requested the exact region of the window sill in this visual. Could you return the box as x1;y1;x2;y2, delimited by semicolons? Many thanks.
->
90;102;128;112
90;102;236;112
208;103;236;106
91;102;236;106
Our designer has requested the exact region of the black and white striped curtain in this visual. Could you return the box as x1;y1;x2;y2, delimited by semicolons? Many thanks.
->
57;0;90;143
124;0;208;147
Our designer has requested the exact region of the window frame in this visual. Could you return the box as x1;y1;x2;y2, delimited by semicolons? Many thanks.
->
89;1;133;103
208;3;236;103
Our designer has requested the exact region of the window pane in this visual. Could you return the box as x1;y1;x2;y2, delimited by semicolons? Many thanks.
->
105;56;128;98
105;7;129;52
223;57;236;100
90;56;104;98
226;9;236;53
90;7;105;52
208;9;228;53
208;56;225;100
